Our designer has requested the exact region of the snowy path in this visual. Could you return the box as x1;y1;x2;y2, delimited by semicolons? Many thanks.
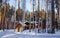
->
1;34;60;38
0;30;60;38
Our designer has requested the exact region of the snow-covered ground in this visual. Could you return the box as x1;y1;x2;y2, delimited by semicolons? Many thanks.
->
0;29;60;38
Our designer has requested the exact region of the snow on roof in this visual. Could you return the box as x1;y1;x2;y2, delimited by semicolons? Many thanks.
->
19;21;26;26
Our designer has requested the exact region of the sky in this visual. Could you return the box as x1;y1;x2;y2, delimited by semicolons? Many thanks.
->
9;0;46;12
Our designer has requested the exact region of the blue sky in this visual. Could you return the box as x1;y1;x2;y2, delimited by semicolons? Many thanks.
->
9;0;45;12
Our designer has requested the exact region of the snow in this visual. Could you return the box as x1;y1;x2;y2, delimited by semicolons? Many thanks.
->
0;29;60;38
19;21;26;26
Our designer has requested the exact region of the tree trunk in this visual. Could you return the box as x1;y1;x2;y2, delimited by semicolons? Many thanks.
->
51;0;55;33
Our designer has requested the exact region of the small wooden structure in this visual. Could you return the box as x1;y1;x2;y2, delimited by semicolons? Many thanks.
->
15;22;24;32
